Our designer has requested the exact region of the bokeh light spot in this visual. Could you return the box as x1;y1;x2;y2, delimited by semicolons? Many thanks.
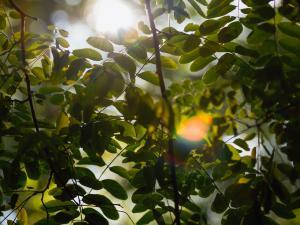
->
177;113;212;142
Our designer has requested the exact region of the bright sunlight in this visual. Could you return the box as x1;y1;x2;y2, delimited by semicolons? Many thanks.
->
87;0;135;33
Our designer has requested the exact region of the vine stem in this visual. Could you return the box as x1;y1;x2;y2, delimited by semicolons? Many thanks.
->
145;1;181;225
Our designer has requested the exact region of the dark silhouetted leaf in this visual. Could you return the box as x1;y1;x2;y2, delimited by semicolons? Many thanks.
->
82;194;119;220
83;208;109;225
102;179;128;200
218;21;243;43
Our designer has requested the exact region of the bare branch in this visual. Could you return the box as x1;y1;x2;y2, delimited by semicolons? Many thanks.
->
145;1;181;224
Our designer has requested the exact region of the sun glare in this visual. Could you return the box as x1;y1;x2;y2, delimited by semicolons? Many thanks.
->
177;113;212;142
88;0;135;33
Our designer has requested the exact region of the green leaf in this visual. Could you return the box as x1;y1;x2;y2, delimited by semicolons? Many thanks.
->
137;71;159;85
199;41;220;57
279;38;300;55
43;200;77;213
262;216;280;225
153;8;166;18
77;157;105;167
34;218;59;225
199;20;220;35
102;179;128;200
225;183;255;207
53;210;80;224
83;208;109;225
82;194;119;220
278;22;300;39
56;37;69;48
66;58;87;80
272;202;296;219
202;67;218;85
218;21;243;43
247;29;272;44
215;53;236;74
0;15;6;30
127;44;147;61
190;56;214;72
109;166;129;179
79;176;102;190
209;0;232;9
59;29;69;37
31;67;45;80
25;160;40;180
160;56;178;70
183;35;201;52
137;211;155;225
87;37;114;52
233;138;249;151
50;94;64;105
153;209;166;225
184;23;199;32
211;193;228;213
179;48;200;64
39;86;64;94
73;48;102;61
138;21;151;34
244;133;256;141
187;0;206;18
196;0;208;5
235;45;258;57
207;4;235;18
109;52;136;76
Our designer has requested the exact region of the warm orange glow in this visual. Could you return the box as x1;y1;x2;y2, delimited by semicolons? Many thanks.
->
177;113;212;142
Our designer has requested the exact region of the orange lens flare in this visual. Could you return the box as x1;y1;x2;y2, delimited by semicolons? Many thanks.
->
177;113;212;142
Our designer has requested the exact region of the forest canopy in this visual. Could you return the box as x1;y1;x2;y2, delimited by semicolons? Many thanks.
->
0;0;300;225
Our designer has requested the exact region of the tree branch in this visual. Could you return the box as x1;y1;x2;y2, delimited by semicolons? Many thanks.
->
145;1;181;224
10;1;39;132
8;0;38;20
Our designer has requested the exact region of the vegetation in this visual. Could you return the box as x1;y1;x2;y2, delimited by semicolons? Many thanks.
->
0;0;299;224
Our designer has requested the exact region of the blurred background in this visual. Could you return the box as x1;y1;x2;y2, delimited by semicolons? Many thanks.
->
12;0;145;47
1;0;299;225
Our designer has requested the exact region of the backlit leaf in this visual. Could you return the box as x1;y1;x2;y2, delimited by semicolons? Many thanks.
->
73;48;102;61
218;21;243;43
87;37;114;52
137;71;159;85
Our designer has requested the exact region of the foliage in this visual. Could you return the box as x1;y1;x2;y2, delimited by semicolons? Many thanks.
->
0;0;300;225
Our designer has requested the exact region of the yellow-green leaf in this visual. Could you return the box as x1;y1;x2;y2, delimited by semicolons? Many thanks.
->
73;48;102;61
137;71;159;86
87;36;114;52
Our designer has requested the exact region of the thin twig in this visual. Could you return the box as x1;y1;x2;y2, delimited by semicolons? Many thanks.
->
145;1;181;224
88;147;126;195
41;172;53;225
194;159;223;195
0;172;52;225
